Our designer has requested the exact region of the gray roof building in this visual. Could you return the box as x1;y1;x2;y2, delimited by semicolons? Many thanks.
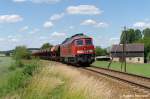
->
111;44;144;57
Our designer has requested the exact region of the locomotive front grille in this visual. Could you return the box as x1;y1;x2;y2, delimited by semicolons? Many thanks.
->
76;54;95;64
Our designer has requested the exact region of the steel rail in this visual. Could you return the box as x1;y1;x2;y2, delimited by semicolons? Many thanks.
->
82;66;150;91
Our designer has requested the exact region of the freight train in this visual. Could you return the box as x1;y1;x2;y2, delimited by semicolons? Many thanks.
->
32;33;95;66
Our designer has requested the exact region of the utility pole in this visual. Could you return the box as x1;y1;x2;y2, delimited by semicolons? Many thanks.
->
121;26;127;72
124;26;127;72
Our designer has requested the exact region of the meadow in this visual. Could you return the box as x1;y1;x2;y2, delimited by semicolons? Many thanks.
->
92;61;150;77
0;56;39;98
0;57;14;89
0;57;14;75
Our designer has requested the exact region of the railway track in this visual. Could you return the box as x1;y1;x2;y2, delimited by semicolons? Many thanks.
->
80;66;150;95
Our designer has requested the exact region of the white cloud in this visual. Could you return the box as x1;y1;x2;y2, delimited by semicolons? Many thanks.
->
11;38;19;42
29;28;40;34
81;19;108;28
30;0;60;4
51;32;66;37
13;0;61;4
12;0;26;3
0;14;23;23
39;36;47;40
7;35;14;39
19;26;29;32
96;22;108;28
50;13;64;21
6;35;20;43
0;38;5;41
81;19;97;25
43;21;53;28
66;5;102;15
109;38;120;45
133;21;150;28
69;26;74;29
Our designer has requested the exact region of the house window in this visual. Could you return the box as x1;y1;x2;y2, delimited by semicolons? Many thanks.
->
138;58;140;61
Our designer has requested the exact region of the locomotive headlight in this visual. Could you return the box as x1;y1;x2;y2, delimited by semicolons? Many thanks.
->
77;50;84;54
88;50;93;52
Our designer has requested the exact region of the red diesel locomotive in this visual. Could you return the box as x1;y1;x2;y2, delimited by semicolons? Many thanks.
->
60;33;95;65
33;33;95;66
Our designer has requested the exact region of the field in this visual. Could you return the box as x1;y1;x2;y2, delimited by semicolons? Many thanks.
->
0;56;39;98
92;61;150;77
0;57;13;74
0;57;14;81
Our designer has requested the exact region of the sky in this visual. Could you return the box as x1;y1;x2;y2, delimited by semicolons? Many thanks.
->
0;0;150;51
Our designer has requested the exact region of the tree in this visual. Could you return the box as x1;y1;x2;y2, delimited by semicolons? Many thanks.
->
41;43;53;49
95;46;107;56
138;37;150;62
143;28;150;38
120;28;142;44
13;46;31;60
134;29;142;41
147;52;150;62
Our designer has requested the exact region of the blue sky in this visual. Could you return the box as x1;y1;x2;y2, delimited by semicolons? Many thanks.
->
0;0;150;50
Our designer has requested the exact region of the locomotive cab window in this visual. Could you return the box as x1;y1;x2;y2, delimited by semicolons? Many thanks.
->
85;39;92;45
76;40;83;45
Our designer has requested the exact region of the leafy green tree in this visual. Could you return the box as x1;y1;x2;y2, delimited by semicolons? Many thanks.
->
41;43;53;49
120;28;142;44
143;28;150;38
13;46;31;60
135;29;142;41
95;46;107;56
138;37;150;62
147;52;150;62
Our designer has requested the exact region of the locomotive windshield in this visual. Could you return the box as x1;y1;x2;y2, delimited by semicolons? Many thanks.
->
76;40;83;45
85;39;93;45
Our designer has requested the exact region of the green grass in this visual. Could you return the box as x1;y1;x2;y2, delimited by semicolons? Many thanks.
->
0;57;14;75
0;57;15;87
0;57;40;98
19;61;103;99
92;61;150;77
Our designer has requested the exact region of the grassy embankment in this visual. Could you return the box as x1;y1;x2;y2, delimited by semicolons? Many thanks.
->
15;61;107;99
0;57;106;99
1;58;142;99
0;57;39;98
92;61;150;77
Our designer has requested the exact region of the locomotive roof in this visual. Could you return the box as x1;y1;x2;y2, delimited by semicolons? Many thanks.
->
61;33;90;44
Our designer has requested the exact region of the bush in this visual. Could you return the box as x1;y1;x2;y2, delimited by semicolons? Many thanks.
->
8;63;16;71
15;60;24;68
7;70;28;90
23;63;38;76
13;46;31;60
8;60;24;71
95;46;107;56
